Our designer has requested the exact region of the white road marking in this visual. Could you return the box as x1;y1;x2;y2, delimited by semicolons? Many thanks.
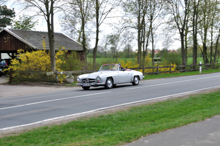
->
126;74;220;90
1;85;220;132
0;92;111;110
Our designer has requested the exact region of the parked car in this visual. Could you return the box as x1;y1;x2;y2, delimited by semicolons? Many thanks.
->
76;63;144;90
0;60;8;76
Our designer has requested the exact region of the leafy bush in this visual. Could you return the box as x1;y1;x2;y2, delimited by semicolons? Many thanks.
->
8;47;84;83
8;49;66;82
119;55;178;74
160;52;182;66
57;51;83;71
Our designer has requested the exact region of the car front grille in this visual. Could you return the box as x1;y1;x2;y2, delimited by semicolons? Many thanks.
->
82;78;96;83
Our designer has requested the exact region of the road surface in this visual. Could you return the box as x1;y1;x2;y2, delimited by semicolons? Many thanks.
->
0;72;220;133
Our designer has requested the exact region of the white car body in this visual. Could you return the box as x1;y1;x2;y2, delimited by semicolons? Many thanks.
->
76;64;144;90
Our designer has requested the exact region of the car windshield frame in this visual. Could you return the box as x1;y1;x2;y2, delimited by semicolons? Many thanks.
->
99;64;119;71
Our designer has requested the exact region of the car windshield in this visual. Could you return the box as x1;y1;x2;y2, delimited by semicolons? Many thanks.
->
0;60;7;67
99;64;119;71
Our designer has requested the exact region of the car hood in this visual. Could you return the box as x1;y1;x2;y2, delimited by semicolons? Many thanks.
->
79;71;115;79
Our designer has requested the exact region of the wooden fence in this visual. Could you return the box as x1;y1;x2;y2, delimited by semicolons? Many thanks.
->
9;63;220;84
130;63;220;75
129;65;175;75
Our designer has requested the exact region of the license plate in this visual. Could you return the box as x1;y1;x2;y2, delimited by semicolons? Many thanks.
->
82;83;90;87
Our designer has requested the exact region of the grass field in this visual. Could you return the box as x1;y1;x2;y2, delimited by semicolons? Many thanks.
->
87;57;220;67
1;57;220;145
1;90;220;145
144;68;220;80
87;57;136;66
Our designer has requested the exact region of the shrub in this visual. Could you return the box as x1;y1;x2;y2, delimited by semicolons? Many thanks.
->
8;47;84;83
119;55;178;74
160;52;182;66
56;51;83;71
8;49;66;82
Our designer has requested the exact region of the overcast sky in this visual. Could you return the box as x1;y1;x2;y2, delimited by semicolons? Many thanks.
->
4;1;180;51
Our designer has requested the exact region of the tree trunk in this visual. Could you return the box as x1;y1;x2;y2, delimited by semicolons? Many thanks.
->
150;18;154;66
93;0;100;70
203;28;209;64
81;16;87;68
46;0;55;73
185;28;188;65
192;0;198;68
210;27;213;64
180;32;186;66
137;1;142;66
214;29;220;63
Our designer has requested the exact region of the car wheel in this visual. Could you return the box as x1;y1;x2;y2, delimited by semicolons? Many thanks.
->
132;76;139;85
82;87;90;90
105;78;113;89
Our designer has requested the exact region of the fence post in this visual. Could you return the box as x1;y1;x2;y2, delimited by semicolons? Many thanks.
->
170;65;171;73
199;61;202;73
9;68;12;84
156;65;158;74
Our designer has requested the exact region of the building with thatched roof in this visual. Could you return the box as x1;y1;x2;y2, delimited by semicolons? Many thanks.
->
0;28;84;60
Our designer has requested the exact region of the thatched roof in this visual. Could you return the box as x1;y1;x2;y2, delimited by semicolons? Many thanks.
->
2;28;83;51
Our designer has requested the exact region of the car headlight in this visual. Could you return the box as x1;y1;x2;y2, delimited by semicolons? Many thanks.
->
77;77;81;83
96;76;102;83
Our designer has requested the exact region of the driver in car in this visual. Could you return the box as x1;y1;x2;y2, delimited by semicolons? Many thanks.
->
119;63;125;71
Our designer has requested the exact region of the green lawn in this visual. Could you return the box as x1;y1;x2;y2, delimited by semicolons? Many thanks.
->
1;90;220;145
87;57;220;66
187;57;220;65
144;68;220;80
87;58;136;66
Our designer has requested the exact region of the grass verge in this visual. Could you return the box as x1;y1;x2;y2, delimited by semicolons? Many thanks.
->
144;68;220;80
1;90;220;145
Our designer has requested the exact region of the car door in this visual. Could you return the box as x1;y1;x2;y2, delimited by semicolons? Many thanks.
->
118;70;131;83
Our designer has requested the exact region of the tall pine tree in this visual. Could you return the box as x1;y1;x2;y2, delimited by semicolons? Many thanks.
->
0;5;15;28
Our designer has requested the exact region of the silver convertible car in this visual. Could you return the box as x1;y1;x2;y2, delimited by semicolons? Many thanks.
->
76;63;144;90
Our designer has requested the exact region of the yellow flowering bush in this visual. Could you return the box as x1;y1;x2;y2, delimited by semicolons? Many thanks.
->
119;55;178;74
8;48;68;82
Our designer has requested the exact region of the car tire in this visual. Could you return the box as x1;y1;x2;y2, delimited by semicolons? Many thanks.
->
105;78;113;89
132;76;139;85
82;87;90;90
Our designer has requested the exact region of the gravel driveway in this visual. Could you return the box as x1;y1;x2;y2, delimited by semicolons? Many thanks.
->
0;76;75;98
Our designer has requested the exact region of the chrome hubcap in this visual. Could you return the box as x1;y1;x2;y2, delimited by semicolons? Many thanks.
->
107;79;112;87
135;77;139;84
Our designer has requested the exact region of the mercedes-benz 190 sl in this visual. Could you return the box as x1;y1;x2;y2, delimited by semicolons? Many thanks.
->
76;63;144;90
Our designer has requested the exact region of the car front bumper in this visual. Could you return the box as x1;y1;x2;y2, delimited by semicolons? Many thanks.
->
76;82;106;87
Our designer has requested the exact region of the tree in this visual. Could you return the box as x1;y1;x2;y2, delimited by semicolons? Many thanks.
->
106;34;120;61
123;44;133;58
208;0;220;64
0;5;15;28
199;0;211;64
66;0;93;68
123;0;148;66
12;15;37;30
196;0;220;64
146;0;163;66
92;0;121;69
165;0;190;66
121;31;135;58
19;0;63;72
191;0;200;67
214;28;220;63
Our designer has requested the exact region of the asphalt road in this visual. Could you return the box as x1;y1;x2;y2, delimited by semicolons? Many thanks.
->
0;72;220;132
